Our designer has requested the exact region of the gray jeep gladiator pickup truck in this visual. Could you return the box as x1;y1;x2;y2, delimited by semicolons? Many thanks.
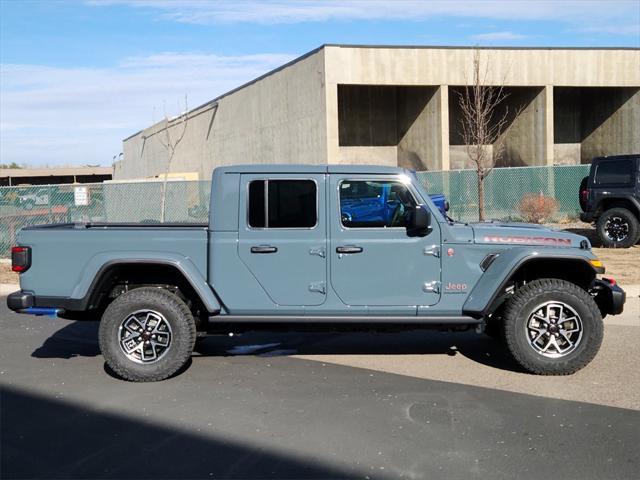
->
8;165;625;381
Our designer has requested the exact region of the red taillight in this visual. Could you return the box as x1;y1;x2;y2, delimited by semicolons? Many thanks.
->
580;188;589;202
11;246;31;273
604;277;616;286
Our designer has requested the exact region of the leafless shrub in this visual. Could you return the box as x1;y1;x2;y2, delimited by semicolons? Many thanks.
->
519;193;558;223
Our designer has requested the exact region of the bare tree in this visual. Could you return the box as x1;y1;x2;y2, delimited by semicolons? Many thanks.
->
458;49;518;221
157;96;189;223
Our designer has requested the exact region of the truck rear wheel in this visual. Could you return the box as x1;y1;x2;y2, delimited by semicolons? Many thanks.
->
98;287;196;382
502;279;603;375
596;208;640;248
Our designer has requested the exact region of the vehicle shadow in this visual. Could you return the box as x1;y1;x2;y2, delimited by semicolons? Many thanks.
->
31;321;524;374
1;385;356;479
562;227;602;247
31;321;100;359
196;329;525;373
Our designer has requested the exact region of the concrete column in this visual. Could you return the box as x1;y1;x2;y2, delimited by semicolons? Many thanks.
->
325;82;339;163
397;85;450;171
544;85;555;166
439;86;450;171
497;87;546;167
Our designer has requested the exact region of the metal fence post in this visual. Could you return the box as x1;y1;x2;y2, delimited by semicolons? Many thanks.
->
48;185;53;223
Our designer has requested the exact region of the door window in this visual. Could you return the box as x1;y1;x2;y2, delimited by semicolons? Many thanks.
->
339;180;417;228
248;180;317;228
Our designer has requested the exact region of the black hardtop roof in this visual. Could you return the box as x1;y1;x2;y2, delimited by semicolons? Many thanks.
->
592;154;639;162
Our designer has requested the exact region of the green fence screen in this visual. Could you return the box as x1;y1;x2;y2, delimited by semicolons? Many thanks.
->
0;165;590;257
0;181;211;257
415;164;589;222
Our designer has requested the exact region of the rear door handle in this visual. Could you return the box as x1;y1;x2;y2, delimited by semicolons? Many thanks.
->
251;245;278;254
336;246;363;254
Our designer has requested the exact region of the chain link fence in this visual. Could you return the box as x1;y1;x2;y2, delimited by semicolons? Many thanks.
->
0;181;211;257
416;164;589;222
0;165;589;257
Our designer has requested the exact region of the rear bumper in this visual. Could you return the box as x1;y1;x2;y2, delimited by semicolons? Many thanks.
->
7;290;34;310
591;279;626;316
7;290;66;316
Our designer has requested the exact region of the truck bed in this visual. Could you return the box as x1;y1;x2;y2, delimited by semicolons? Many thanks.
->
23;222;208;230
17;223;209;299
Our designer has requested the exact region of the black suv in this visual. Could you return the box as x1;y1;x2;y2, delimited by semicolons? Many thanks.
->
580;154;640;248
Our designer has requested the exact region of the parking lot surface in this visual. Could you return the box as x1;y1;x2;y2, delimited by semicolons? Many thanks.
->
1;300;639;479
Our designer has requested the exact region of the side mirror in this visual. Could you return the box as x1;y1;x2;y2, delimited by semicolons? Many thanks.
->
407;204;431;237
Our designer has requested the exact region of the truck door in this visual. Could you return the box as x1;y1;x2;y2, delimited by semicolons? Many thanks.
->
329;175;441;310
238;174;327;306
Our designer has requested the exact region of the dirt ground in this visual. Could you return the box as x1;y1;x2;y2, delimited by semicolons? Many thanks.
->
0;263;17;284
0;221;637;286
548;221;640;285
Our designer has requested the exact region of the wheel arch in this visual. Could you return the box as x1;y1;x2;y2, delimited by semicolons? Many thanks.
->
463;254;599;318
72;257;221;315
596;197;640;218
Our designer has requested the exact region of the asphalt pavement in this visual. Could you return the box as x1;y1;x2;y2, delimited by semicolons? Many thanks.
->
1;299;638;479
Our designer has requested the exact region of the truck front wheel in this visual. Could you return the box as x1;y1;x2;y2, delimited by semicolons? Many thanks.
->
99;287;196;382
502;279;603;375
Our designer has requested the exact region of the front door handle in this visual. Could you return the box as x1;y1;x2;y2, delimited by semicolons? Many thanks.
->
251;245;278;254
336;246;363;254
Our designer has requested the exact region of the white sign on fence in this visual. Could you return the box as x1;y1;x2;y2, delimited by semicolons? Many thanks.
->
74;186;89;206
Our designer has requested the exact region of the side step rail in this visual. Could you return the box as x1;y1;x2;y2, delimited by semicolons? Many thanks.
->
209;315;481;325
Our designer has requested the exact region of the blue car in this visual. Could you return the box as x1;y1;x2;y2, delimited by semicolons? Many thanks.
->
340;181;448;227
428;193;448;217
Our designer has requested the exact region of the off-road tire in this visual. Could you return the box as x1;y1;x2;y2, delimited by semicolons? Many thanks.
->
99;287;196;382
502;279;603;375
596;207;640;248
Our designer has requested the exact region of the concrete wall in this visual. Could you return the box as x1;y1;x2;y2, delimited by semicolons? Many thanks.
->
336;84;443;169
118;103;216;180
337;85;397;146
581;88;640;162
323;46;640;88
497;87;546;167
337;146;397;166
117;49;328;180
447;86;545;168
449;145;494;170
118;46;640;179
553;87;640;164
324;46;639;171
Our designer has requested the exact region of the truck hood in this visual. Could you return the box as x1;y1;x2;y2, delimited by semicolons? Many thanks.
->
470;221;588;248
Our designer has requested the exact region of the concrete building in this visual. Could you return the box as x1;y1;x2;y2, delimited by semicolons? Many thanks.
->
117;45;640;180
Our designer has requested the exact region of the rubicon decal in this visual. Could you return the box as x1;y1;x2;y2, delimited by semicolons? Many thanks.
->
483;235;572;246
